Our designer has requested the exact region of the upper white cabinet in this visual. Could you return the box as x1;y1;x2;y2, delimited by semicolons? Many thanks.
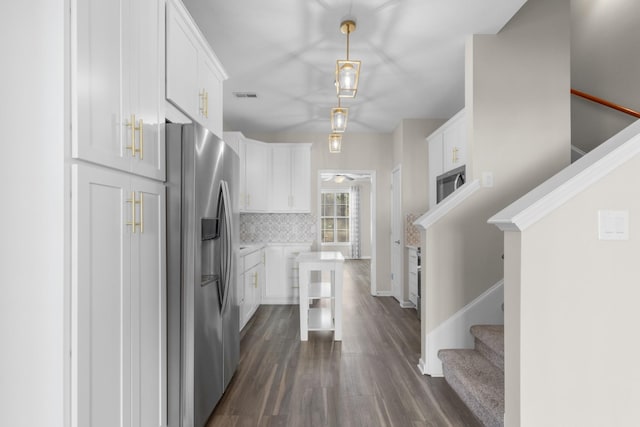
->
269;144;312;212
166;0;227;137
427;109;467;208
225;133;311;213
72;0;165;181
72;163;166;427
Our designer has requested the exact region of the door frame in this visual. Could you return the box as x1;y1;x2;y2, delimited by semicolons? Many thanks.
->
391;165;403;303
317;169;377;295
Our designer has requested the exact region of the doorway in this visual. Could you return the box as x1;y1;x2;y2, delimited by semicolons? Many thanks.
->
318;170;377;295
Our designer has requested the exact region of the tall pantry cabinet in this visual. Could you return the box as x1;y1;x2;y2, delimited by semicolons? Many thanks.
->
70;0;166;426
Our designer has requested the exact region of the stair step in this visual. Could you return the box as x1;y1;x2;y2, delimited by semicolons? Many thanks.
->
471;325;504;371
439;349;504;427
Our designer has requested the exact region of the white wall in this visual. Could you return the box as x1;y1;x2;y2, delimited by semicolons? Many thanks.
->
421;0;571;361
507;152;640;426
245;132;393;292
571;0;640;152
0;2;67;426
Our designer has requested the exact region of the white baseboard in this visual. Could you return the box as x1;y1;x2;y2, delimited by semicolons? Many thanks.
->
417;358;428;375
400;301;415;308
260;298;296;305
422;280;504;377
376;291;392;297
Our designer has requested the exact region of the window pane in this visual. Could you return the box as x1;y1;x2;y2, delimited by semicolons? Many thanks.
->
323;230;334;242
336;205;349;216
322;192;334;205
322;218;334;230
336;218;349;230
322;204;335;217
336;193;349;204
337;230;349;242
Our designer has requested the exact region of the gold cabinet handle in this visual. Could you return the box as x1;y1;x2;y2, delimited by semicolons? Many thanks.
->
199;89;206;116
139;192;144;234
452;146;459;163
204;91;209;118
126;191;141;233
126;114;137;157
254;271;258;288
138;118;144;160
126;114;142;158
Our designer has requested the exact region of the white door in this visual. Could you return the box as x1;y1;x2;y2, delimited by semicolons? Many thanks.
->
391;167;402;302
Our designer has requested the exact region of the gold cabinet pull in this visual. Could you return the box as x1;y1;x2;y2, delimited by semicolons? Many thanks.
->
254;272;258;288
204;91;209;118
126;114;142;158
138;118;144;160
126;114;137;157
199;89;205;116
139;192;144;234
126;191;141;233
452;146;459;163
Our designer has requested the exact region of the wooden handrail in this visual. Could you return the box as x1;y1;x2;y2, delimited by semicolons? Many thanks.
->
571;88;640;119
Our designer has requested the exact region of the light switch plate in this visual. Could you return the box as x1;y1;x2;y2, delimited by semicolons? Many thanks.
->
598;210;629;240
482;172;494;188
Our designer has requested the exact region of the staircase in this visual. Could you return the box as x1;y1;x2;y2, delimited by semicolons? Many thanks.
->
438;325;504;427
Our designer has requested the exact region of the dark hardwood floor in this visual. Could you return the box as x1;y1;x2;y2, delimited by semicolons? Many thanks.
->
208;259;481;427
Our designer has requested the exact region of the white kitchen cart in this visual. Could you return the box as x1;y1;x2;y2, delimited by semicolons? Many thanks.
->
297;251;345;341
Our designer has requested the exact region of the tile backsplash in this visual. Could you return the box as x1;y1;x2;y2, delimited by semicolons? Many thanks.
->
240;213;317;243
405;213;421;247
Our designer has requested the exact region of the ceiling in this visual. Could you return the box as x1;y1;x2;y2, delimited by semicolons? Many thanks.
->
182;0;527;134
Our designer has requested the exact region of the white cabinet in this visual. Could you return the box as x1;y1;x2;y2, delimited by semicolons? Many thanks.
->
241;139;270;211
269;144;311;212
264;244;311;304
72;163;166;427
407;247;419;306
239;247;264;330
72;0;165;181
166;0;226;136
427;109;467;208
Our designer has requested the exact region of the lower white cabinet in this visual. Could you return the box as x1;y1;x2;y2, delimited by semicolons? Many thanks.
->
264;244;311;304
72;163;166;427
239;247;264;330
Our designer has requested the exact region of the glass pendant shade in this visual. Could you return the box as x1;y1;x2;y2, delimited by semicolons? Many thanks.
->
330;107;348;133
328;133;342;153
336;60;361;98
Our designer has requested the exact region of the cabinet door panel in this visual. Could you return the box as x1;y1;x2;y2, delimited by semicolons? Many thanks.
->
166;1;199;119
244;142;269;211
130;0;165;180
72;164;131;427
291;146;311;212
428;134;444;208
73;0;128;172
199;54;224;137
270;146;291;211
131;178;166;427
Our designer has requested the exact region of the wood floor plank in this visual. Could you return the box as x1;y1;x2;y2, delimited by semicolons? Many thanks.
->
207;260;481;427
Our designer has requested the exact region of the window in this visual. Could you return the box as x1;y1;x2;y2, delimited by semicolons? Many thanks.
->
321;190;350;244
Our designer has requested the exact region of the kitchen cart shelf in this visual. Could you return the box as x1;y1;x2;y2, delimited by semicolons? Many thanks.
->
297;251;344;341
307;308;334;331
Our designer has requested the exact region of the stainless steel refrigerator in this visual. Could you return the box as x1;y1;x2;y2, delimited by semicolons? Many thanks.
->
166;122;240;427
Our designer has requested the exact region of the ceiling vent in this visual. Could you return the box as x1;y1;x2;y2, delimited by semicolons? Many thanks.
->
233;92;258;99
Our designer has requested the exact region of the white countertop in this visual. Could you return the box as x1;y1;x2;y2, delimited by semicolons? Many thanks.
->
296;251;345;263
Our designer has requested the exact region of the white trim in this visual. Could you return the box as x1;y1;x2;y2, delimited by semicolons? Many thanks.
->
400;301;415;309
417;358;428;375
489;120;640;231
414;179;481;230
571;144;587;157
422;280;504;377
376;291;392;297
391;165;403;303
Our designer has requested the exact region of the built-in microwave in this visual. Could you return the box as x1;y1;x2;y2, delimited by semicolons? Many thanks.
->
436;165;466;204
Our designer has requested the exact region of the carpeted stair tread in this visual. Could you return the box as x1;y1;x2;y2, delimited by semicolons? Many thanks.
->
439;349;504;427
471;325;504;371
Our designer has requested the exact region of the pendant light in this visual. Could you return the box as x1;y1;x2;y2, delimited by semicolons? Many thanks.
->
330;97;348;133
336;20;361;98
328;133;342;153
